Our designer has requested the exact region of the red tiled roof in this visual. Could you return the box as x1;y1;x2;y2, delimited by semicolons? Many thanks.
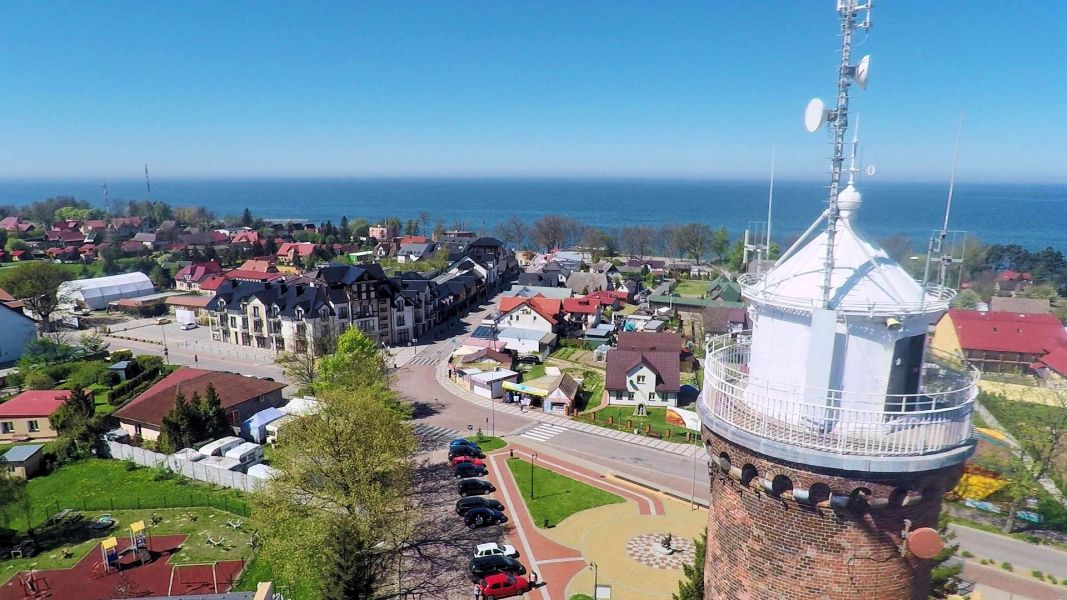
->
199;274;228;291
0;216;22;230
585;290;626;305
175;261;223;284
120;240;146;253
276;242;317;258
1041;348;1067;377
224;269;285;282
996;270;1032;283
604;350;680;392
947;309;1067;354
0;390;71;418
165;295;213;308
617;331;683;353
45;230;84;243
499;296;561;324
562;297;599;314
238;259;277;273
399;235;429;245
232;231;260;244
113;368;285;428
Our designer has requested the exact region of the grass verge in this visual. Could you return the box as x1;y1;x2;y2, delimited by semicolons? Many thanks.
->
576;405;700;445
506;458;624;527
471;435;507;452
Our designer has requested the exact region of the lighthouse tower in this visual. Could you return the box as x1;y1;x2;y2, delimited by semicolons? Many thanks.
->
699;2;978;599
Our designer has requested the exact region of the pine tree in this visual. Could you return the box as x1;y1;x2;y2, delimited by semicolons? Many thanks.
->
170;391;196;449
929;512;962;598
321;521;378;600
199;383;231;439
673;532;706;600
68;387;94;417
158;413;182;453
186;391;205;442
339;216;350;243
241;207;254;227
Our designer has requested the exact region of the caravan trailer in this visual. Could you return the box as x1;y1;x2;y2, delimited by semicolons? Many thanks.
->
199;436;243;457
223;442;264;469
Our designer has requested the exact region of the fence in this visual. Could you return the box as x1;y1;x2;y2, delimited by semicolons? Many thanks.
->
107;441;264;495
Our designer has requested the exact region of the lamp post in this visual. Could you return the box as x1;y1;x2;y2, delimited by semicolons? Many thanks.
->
589;562;598;599
160;322;169;365
530;452;538;500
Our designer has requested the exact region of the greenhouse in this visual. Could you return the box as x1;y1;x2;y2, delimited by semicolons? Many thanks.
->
59;272;156;310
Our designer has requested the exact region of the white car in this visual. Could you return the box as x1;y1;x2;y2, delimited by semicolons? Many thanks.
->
180;322;198;330
473;542;518;559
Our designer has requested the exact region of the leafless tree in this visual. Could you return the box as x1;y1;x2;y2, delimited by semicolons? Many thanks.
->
622;225;655;259
674;223;714;263
530;214;578;251
496;216;529;248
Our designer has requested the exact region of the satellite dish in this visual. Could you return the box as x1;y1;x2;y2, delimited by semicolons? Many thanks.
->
804;98;827;133
855;55;871;89
906;527;944;559
865;165;876;176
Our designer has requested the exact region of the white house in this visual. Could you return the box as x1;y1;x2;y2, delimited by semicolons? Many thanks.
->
495;297;559;334
496;327;556;357
467;369;520;399
605;349;680;407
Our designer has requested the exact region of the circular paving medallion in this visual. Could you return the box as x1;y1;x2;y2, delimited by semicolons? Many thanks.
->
624;533;695;569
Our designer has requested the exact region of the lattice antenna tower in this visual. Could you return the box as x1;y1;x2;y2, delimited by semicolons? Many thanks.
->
921;113;967;292
802;0;872;306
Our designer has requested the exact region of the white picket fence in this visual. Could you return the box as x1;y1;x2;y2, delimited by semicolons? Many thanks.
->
107;441;263;493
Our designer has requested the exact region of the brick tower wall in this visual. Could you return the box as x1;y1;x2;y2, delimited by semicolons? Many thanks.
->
703;429;965;600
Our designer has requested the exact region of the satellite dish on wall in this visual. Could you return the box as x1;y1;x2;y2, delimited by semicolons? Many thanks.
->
906;527;944;559
855;55;871;89
804;98;827;133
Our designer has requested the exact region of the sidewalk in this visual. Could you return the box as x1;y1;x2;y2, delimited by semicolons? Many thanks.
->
434;362;709;460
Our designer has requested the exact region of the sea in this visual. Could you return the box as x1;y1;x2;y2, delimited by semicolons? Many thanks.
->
0;178;1063;251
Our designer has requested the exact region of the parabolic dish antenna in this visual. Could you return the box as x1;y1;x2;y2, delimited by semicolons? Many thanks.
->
855;55;871;89
906;527;944;560
804;98;827;133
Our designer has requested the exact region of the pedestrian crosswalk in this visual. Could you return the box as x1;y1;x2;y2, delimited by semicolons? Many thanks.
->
407;356;441;366
413;424;461;446
519;423;569;443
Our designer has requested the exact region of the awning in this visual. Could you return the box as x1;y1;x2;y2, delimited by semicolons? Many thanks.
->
502;381;550;397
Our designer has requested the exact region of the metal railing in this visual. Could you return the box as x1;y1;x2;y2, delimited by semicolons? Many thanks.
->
702;335;978;456
737;273;957;315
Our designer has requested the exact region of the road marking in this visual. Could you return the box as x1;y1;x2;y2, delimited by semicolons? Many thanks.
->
519;424;569;443
538;556;586;565
489;454;551;600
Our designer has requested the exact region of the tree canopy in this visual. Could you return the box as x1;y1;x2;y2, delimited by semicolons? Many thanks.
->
0;261;72;330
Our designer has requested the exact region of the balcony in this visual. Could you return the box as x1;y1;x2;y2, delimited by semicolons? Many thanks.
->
700;335;978;458
737;273;957;316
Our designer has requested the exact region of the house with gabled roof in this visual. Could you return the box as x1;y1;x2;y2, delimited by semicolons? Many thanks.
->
605;346;681;407
932;309;1067;376
562;297;602;332
495;296;561;334
175;261;224;291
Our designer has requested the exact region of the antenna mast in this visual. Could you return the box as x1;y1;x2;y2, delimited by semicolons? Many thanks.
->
806;0;872;307
102;184;110;217
922;113;966;291
144;164;152;195
767;146;776;259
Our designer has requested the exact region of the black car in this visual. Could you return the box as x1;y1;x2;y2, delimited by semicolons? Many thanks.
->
464;508;509;531
455;497;505;516
449;446;486;460
468;555;525;582
517;355;542;364
458;478;495;497
450;438;480;450
454;462;489;478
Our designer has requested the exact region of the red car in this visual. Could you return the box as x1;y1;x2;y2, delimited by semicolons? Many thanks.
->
478;573;534;599
451;455;486;468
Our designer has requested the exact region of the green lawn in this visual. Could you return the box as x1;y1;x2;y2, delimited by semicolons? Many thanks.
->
578;405;700;445
672;279;709;298
234;554;314;597
505;458;624;527
566;369;604;412
471;434;507;452
0;507;254;585
520;363;547;381
551;347;579;361
17;459;248;531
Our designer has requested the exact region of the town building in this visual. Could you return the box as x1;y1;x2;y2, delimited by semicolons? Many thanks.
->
604;346;680;407
931;309;1067;375
114;368;285;441
0;390;72;441
2;444;45;479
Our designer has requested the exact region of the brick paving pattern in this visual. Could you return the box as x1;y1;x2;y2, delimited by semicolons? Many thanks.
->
624;533;695;570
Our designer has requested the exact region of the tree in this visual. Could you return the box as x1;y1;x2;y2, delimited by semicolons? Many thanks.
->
710;227;730;262
148;264;173;289
276;330;337;392
725;238;747;273
0;477;28;529
673;531;706;600
49;387;98;457
951;289;981;310
1024;283;1058;300
252;386;416;598
529;215;577;251
674;223;713;262
23;372;55;390
339;216;351;243
659;225;679;260
0;261;72;330
622;225;655;259
495;216;529;249
199;384;230;439
241;207;254;227
928;512;963;598
582;227;619;261
404;219;420;236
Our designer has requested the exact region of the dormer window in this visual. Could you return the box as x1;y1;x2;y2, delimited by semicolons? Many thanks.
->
295;307;304;321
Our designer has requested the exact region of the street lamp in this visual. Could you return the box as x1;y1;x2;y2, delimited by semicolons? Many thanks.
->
530;452;538;500
160;322;169;365
589;562;598;599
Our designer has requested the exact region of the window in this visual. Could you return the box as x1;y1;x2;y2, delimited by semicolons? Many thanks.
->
135;424;142;436
627;392;635;401
338;306;349;319
396;315;406;327
637;375;646;384
27;420;39;433
648;392;657;401
1;422;13;434
252;306;260;318
229;316;237;328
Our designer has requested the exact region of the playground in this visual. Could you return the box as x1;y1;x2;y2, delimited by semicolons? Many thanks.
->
0;509;253;600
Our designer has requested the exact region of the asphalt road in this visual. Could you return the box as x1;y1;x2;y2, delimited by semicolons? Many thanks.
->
951;523;1067;579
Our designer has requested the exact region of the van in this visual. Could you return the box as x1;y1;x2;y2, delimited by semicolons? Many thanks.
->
199;436;243;457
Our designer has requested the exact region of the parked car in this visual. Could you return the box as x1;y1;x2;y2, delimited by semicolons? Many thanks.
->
474;542;518;559
450;455;486;468
449;446;485;460
156;317;171;325
450;438;479;449
455;497;505;516
517;355;542;364
464;507;508;530
477;573;534;600
180;322;198;330
454;462;488;478
457;478;495;497
468;555;525;581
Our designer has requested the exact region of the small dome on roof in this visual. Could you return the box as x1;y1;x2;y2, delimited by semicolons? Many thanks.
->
837;183;862;217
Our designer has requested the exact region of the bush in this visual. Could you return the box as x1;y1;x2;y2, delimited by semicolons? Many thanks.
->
960;550;974;558
110;349;133;362
1002;562;1014;572
1033;570;1045;580
1050;575;1059;585
66;361;108;389
97;370;120;387
134;354;164;372
124;460;139;471
23;371;56;390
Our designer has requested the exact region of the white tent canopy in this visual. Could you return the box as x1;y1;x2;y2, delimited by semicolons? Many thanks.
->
59;272;155;310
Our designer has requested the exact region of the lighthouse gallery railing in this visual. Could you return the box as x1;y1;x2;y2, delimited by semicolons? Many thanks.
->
702;336;978;456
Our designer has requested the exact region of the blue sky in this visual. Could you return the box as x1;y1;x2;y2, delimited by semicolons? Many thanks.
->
0;1;1063;182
